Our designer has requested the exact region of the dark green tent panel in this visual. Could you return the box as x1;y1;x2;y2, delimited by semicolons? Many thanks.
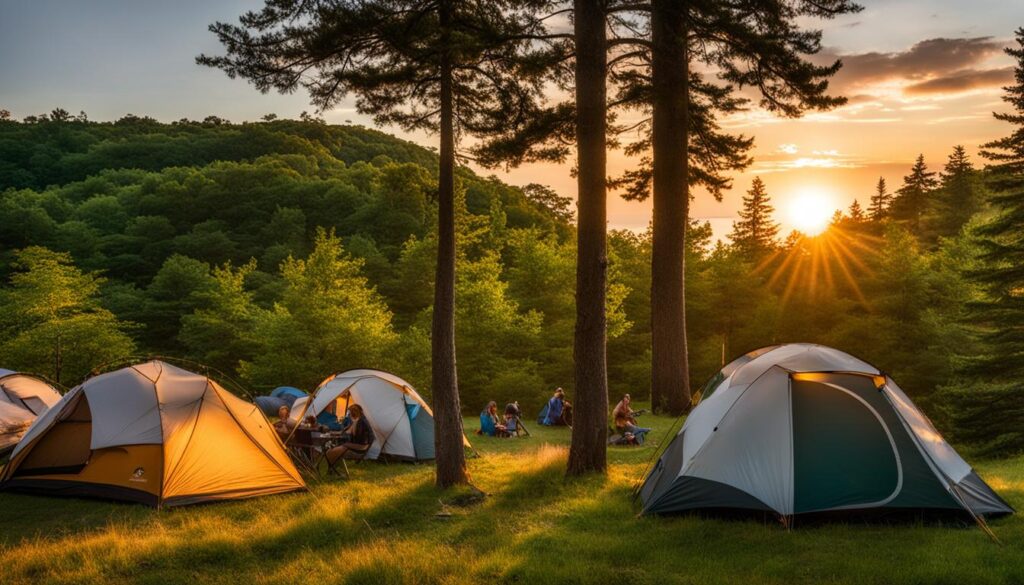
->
792;377;901;513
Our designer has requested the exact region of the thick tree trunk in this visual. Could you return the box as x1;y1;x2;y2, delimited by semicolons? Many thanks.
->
432;0;469;488
567;0;609;476
650;0;691;415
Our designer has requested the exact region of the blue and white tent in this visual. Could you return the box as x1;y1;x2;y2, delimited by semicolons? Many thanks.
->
290;369;469;461
255;386;308;417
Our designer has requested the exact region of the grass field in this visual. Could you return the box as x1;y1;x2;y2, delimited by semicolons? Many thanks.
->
2;412;1024;584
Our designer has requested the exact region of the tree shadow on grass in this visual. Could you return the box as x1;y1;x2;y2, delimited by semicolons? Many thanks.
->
5;447;1024;584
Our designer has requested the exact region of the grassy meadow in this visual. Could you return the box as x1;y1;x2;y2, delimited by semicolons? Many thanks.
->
1;412;1024;585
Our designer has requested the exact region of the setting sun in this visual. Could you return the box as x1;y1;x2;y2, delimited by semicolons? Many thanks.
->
787;190;836;236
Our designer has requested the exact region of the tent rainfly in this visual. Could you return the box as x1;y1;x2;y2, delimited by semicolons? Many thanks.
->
0;372;62;454
0;361;305;507
255;386;308;418
639;344;1013;521
290;369;469;461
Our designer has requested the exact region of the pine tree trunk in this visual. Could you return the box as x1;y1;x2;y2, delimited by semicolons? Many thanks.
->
432;0;469;488
650;0;691;415
567;0;609;476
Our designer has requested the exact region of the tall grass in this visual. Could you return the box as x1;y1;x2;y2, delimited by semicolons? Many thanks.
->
1;414;1023;584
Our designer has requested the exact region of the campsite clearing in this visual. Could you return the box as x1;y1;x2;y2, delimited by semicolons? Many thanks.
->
1;413;1023;584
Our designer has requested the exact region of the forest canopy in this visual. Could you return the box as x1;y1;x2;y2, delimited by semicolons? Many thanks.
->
0;113;1009;454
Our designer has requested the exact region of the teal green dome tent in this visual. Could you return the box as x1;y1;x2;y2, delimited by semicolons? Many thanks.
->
639;344;1012;521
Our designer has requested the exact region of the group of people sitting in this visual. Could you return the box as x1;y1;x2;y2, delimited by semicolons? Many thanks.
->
274;401;374;466
478;388;651;446
478;401;523;437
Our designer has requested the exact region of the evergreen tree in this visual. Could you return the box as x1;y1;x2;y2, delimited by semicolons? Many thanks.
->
868;176;891;221
0;247;135;384
200;0;552;487
607;0;859;414
950;29;1024;454
566;0;611;476
892;154;938;234
729;177;780;258
848;199;865;222
932;145;984;238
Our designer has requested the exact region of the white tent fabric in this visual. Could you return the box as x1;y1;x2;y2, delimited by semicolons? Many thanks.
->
883;377;971;484
0;372;61;415
684;366;795;514
290;369;464;461
0;372;62;453
0;401;33;453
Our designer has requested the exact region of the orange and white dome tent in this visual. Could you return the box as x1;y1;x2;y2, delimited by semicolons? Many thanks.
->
0;361;305;507
0;371;62;454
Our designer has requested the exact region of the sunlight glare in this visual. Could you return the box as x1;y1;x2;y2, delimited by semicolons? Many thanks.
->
787;191;835;236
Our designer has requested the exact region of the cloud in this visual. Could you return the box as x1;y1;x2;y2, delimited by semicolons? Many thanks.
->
753;149;864;173
904;67;1014;95
778;143;798;154
826;37;1009;96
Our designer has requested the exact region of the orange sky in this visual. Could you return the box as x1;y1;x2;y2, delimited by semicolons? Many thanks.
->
488;23;1024;239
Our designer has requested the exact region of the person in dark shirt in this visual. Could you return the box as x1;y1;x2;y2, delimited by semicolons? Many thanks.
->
326;404;373;464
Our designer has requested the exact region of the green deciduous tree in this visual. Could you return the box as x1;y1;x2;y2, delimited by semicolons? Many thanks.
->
180;259;264;378
0;247;135;384
200;0;553;487
143;254;214;353
240;229;397;392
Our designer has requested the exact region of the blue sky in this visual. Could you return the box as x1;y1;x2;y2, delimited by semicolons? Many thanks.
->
3;0;1024;233
0;0;317;122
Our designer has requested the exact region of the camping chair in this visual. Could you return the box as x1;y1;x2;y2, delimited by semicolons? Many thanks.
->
325;434;375;478
287;428;324;478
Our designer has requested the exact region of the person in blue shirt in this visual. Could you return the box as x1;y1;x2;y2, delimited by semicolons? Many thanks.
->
503;412;518;436
478;401;508;436
542;388;571;426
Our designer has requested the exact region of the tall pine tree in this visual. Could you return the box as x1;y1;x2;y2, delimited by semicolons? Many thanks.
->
566;0;611;476
951;29;1024;455
931;145;983;239
892;154;938;235
729;177;780;258
869;176;891;221
606;0;859;414
848;199;865;222
455;0;614;474
199;0;552;487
